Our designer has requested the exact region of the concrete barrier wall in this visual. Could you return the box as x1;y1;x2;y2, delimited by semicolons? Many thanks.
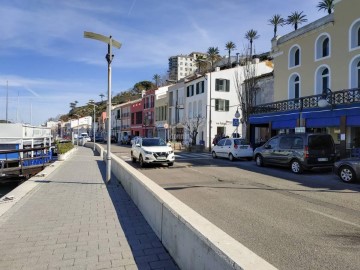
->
96;144;277;270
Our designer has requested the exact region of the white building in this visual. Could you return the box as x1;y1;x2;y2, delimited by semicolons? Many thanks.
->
168;52;206;82
154;85;170;141
183;60;273;149
168;81;185;142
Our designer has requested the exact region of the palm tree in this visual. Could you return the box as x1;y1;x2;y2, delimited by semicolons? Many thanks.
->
268;14;285;38
225;41;236;67
287;11;308;30
153;74;161;87
317;0;334;14
207;47;220;69
195;55;207;73
244;29;259;58
99;93;105;101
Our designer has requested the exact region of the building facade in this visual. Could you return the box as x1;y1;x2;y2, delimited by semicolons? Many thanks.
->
250;0;360;158
168;52;206;82
154;85;169;141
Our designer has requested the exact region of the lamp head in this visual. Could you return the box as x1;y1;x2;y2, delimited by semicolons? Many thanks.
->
234;109;240;119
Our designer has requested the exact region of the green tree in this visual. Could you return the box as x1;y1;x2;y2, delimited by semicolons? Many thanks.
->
207;46;220;69
244;29;259;59
317;0;334;14
132;81;156;94
268;14;285;38
153;74;161;87
225;41;236;67
287;11;308;30
195;55;208;73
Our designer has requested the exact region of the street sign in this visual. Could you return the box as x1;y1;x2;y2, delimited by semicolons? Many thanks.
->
233;118;239;127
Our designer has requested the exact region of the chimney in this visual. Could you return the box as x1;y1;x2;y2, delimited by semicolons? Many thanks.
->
141;90;146;97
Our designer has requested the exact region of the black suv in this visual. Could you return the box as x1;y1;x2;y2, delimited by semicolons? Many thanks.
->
253;133;336;174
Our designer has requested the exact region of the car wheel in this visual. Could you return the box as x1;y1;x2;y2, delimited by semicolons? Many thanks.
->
339;165;356;183
139;155;145;167
212;151;217;158
290;160;303;174
131;152;136;163
229;153;235;161
168;162;174;167
255;155;264;167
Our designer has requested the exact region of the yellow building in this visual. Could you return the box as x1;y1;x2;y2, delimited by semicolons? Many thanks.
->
250;0;360;158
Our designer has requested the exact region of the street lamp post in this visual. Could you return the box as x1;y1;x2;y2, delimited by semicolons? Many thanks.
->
88;100;97;151
74;114;80;146
199;59;213;152
84;31;121;184
234;106;240;137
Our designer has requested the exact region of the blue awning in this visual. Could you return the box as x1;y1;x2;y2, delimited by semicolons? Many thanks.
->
347;115;360;126
306;117;340;127
272;119;297;129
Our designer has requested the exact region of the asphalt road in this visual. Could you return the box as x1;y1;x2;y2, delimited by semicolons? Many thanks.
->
110;144;360;270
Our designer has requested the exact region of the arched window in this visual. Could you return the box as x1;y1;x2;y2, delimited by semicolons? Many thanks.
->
315;34;331;60
349;56;360;88
349;18;360;50
315;66;331;94
288;74;300;99
289;45;301;68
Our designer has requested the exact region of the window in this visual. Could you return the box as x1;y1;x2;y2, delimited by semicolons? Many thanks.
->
315;34;330;60
265;137;278;149
193;102;197;118
225;139;232;146
215;99;229;111
188;102;192;119
349;18;360;50
289;45;301;68
196;81;204;94
288;73;300;99
186;85;194;97
198;100;202;117
215;79;230;92
349;55;360;88
315;65;331;94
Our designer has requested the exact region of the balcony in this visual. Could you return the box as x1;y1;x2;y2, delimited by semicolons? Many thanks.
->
252;88;360;114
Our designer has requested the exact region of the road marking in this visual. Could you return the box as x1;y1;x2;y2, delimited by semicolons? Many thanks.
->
306;208;360;229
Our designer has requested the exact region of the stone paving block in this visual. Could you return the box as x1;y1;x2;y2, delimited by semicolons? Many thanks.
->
149;259;178;269
0;147;179;270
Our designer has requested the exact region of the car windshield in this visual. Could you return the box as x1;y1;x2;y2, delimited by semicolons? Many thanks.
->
234;139;248;145
142;138;166;147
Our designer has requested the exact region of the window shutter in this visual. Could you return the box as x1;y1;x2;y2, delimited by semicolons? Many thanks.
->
196;83;199;94
215;99;219;111
226;80;230;92
202;81;205;93
187;86;190;97
225;100;229;111
215;79;220;91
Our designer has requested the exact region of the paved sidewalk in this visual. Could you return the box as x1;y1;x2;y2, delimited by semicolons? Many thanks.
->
0;147;179;270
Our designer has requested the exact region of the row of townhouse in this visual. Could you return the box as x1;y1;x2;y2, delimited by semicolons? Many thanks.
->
110;60;273;149
250;0;360;159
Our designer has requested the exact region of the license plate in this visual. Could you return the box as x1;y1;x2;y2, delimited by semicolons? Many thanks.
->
240;146;248;149
318;158;328;162
157;157;166;160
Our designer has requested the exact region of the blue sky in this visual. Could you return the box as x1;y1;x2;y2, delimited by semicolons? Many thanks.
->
0;0;326;125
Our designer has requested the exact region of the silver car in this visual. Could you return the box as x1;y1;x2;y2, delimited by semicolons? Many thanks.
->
212;138;253;161
334;158;360;183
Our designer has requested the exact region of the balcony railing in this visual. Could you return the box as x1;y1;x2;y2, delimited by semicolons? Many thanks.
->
252;88;360;114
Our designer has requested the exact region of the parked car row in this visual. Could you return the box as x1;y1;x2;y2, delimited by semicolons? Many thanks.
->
211;133;360;183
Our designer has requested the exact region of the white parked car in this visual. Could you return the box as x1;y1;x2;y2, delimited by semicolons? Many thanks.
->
212;138;253;161
131;137;175;167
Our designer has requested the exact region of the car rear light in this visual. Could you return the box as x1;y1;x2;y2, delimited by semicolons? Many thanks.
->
234;144;238;149
304;145;309;158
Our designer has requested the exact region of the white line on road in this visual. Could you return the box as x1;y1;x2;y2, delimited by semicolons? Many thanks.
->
306;208;360;229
